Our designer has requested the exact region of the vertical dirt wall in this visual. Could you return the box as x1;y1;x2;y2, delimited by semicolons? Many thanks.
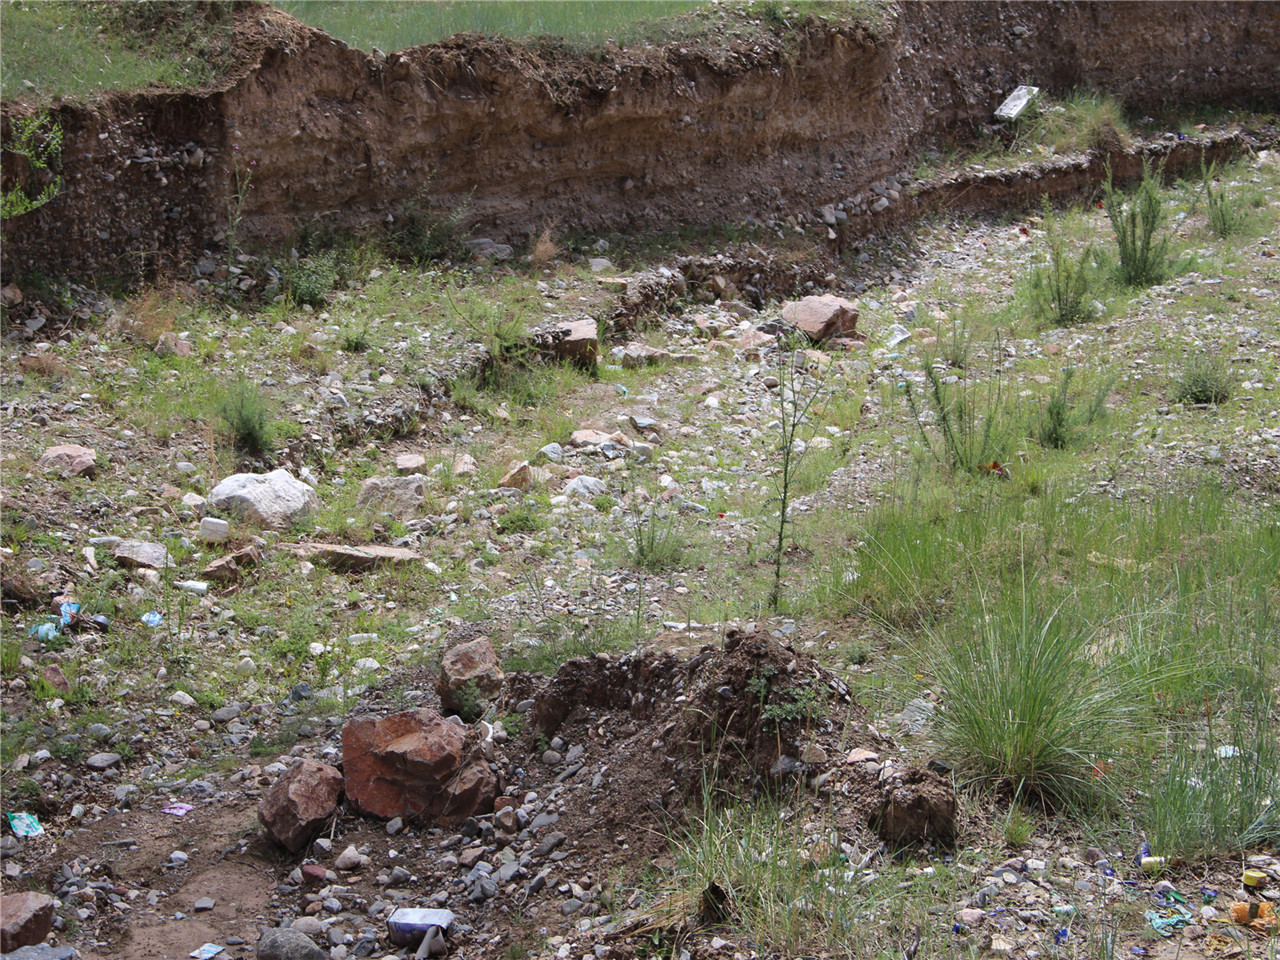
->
2;1;1277;283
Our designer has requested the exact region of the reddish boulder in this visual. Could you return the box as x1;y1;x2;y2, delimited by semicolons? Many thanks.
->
41;664;71;693
343;708;499;825
546;318;598;370
258;759;344;853
0;891;55;952
36;444;97;478
154;332;194;358
781;294;859;342
437;638;505;716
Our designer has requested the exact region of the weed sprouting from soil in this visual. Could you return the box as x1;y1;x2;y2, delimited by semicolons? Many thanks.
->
1101;158;1179;288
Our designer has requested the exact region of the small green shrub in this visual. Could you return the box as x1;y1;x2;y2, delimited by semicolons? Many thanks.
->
1033;367;1112;450
286;253;337;307
902;358;1016;476
1101;158;1177;288
389;185;471;262
216;378;274;455
451;680;485;724
340;321;371;353
1;111;63;220
591;494;618;512
1027;208;1096;328
1172;353;1232;405
498;502;546;535
630;509;683;572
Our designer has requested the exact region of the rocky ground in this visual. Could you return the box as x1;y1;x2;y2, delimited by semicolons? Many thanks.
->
2;139;1280;960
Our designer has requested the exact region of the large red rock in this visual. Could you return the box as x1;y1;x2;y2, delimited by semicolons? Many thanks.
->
342;708;499;825
0;891;55;952
36;444;97;478
257;759;344;853
780;295;859;342
546;318;598;370
437;638;505;716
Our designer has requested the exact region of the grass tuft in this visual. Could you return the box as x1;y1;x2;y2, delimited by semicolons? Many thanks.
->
928;590;1143;812
1172;353;1231;405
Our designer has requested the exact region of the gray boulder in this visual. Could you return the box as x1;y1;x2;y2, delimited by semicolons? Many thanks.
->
256;926;327;960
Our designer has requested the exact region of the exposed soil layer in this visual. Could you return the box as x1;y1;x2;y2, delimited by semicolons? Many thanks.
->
3;1;1279;281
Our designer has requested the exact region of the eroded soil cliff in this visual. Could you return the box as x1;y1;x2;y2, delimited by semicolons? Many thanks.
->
2;1;1278;281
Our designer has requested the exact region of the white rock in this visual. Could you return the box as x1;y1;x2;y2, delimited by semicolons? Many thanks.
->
168;691;197;707
565;476;607;499
198;517;229;542
209;469;320;529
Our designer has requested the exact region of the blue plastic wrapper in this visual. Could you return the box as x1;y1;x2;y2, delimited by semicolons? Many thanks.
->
141;611;164;627
28;619;61;642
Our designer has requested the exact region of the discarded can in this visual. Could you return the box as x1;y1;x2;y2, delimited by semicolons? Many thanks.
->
1243;868;1267;890
387;908;455;947
1141;856;1168;873
1135;841;1152;867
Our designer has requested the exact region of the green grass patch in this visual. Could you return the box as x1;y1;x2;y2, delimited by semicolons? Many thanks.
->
277;1;707;52
1;2;237;101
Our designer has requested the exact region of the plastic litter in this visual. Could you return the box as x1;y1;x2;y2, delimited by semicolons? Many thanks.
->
141;611;164;627
189;946;224;959
6;812;44;836
28;619;61;642
388;908;455;948
1216;744;1242;758
1230;900;1276;933
162;803;195;817
1144;905;1192;937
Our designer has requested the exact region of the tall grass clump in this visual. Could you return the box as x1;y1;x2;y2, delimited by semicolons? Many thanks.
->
1199;158;1254;239
1142;636;1280;860
1017;91;1130;155
1172;352;1232;405
1101;158;1177;287
928;590;1143;811
659;796;866;958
